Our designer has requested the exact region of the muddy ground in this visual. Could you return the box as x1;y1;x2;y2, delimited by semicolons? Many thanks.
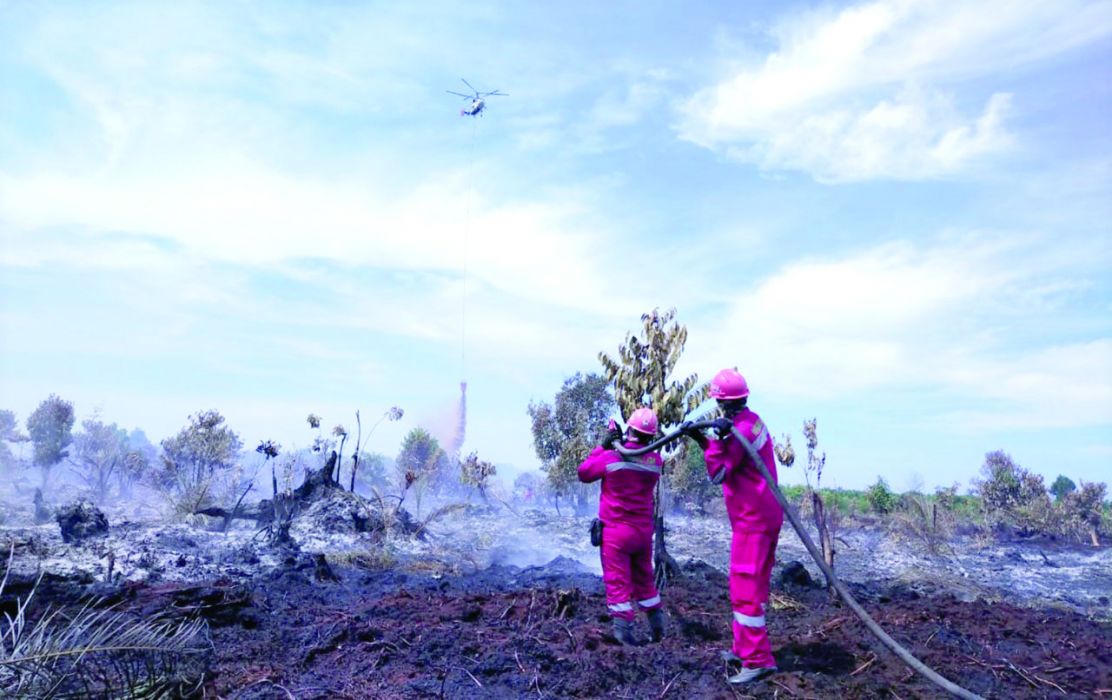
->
8;552;1108;699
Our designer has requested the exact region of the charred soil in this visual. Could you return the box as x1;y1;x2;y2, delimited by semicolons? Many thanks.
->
21;557;1106;700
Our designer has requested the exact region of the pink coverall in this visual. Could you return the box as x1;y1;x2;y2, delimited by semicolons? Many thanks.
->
704;409;784;669
578;441;664;621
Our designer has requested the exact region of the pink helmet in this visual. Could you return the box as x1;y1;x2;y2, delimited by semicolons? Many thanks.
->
708;368;749;400
627;407;658;436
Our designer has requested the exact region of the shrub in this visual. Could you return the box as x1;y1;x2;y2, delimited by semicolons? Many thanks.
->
156;410;242;520
865;477;897;515
893;492;954;555
1060;481;1107;546
973;450;1053;533
1050;474;1077;500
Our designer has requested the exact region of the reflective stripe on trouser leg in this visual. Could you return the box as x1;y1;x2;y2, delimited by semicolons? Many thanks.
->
629;540;660;612
601;522;645;621
729;529;779;667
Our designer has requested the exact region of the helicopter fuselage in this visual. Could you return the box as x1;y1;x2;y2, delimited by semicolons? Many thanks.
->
461;98;485;116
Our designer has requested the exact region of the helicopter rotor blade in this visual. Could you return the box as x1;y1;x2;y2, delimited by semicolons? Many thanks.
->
479;90;507;98
460;78;477;93
446;90;472;98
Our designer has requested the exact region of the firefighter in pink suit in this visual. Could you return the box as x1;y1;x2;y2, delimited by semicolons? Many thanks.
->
577;407;665;645
689;368;783;685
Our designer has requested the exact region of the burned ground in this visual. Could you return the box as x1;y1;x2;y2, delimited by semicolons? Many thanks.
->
17;555;1103;699
3;488;1110;699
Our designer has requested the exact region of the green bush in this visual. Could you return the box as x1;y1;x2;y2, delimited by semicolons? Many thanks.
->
865;477;897;514
1050;474;1077;500
779;484;806;507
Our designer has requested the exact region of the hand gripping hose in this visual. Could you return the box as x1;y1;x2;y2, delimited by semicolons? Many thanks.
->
617;422;985;700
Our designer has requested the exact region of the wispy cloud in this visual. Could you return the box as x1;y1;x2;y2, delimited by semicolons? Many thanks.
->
678;0;1112;182
685;232;1111;428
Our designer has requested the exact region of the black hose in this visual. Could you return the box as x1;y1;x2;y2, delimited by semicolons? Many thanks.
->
616;424;985;700
613;420;717;456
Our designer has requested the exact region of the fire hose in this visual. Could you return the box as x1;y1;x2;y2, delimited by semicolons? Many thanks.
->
616;421;985;700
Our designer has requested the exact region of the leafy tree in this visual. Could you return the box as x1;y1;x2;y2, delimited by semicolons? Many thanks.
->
1060;481;1107;546
158;410;242;509
975;450;1023;513
27;395;75;489
1050;475;1077;500
395;427;447;516
0;409;29;471
118;429;156;497
865;477;897;515
527;373;613;515
459;451;497;504
70;418;130;504
599;308;701;587
513;471;545;503
973;450;1052;532
669;442;717;515
350;451;389;494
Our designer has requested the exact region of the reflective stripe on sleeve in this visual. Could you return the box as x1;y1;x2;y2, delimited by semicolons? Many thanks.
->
733;611;766;628
752;427;769;451
637;595;661;608
709;465;727;484
608;602;634;613
605;461;662;475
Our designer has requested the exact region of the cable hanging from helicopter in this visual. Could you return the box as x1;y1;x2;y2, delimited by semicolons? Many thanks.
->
447;78;508;388
447;78;507;117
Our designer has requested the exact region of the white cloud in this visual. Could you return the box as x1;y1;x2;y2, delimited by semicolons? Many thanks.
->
684;233;1112;428
938;340;1112;430
679;0;1112;181
0;162;638;317
741;88;1012;182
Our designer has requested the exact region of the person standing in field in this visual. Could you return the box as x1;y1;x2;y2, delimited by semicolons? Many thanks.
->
688;368;783;685
578;407;666;646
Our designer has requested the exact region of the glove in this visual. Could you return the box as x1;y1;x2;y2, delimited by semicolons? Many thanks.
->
711;417;734;438
601;423;623;449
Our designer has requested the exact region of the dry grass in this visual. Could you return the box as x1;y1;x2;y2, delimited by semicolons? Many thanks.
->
1;548;211;698
891;493;955;556
769;592;807;612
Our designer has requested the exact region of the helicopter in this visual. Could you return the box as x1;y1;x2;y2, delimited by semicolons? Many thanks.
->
447;78;507;117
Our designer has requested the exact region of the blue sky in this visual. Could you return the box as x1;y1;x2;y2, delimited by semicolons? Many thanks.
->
1;0;1110;491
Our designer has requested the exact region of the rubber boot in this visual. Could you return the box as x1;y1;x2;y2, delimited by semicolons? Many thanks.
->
727;665;777;686
647;608;665;643
612;617;641;646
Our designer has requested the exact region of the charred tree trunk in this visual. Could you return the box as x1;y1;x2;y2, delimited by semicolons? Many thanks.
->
336;436;347;488
195;453;340;526
653;479;681;590
574;488;590;516
811;490;835;590
295;451;339;500
33;488;52;525
221;482;254;532
267;493;296;548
